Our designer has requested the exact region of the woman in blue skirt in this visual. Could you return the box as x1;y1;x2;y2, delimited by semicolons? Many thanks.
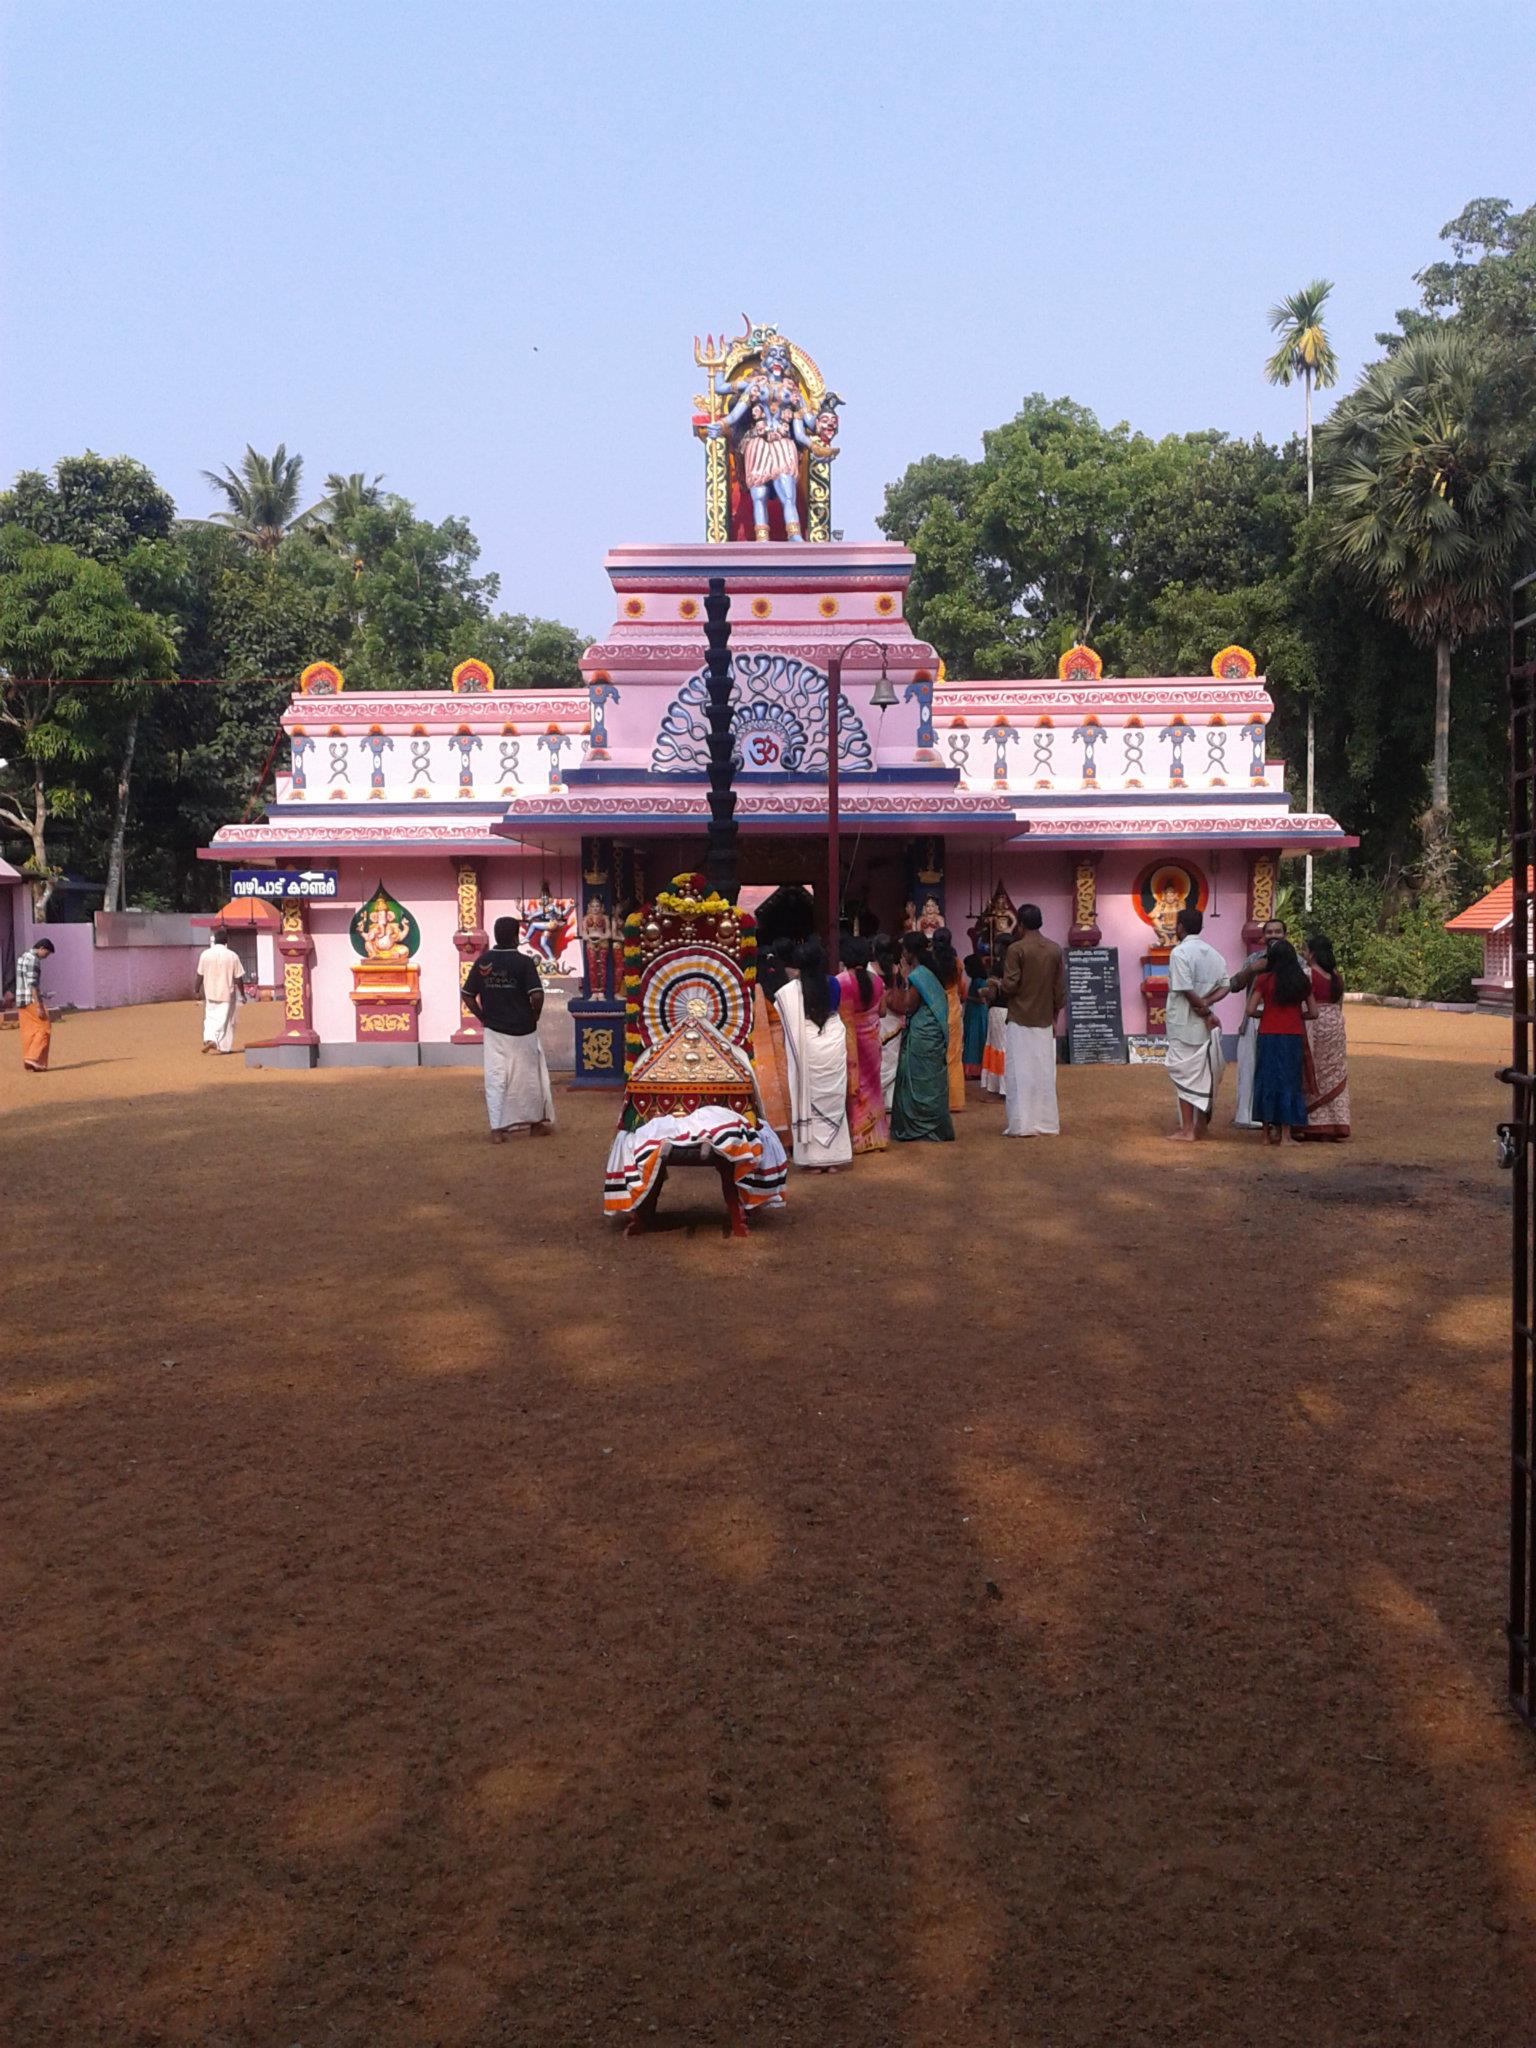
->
1243;937;1317;1145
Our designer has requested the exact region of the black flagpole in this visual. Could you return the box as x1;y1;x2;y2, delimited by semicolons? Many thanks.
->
703;574;739;902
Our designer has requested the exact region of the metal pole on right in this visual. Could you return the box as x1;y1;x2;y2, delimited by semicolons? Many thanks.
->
1305;701;1315;913
826;654;842;970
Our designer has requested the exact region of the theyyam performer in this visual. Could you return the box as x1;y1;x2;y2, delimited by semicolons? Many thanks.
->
603;876;787;1234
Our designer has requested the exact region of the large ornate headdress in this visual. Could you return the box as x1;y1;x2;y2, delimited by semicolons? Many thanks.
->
621;874;757;1072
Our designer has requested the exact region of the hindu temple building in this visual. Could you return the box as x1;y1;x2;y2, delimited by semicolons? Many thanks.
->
203;320;1353;1075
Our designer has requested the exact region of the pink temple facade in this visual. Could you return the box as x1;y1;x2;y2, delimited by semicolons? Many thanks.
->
205;538;1351;1075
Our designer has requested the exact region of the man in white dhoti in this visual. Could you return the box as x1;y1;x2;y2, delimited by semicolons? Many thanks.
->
990;904;1066;1137
461;916;556;1142
196;929;245;1055
1226;917;1286;1128
1165;906;1230;1141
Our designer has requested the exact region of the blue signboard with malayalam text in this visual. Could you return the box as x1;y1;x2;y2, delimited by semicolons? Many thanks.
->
229;868;340;901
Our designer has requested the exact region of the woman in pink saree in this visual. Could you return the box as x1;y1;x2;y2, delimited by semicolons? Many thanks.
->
1295;933;1351;1141
837;937;889;1153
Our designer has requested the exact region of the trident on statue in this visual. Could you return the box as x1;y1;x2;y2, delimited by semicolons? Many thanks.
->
693;331;730;421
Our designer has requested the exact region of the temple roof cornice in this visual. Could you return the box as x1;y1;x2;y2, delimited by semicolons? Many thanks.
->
936;682;1275;720
281;693;589;734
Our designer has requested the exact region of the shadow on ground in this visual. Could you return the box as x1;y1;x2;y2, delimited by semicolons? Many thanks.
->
2;1000;1534;2047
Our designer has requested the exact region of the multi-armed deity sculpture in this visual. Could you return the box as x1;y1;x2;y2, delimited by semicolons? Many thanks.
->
692;319;840;542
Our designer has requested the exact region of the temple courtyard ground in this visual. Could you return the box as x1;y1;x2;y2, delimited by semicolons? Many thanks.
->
4;997;1535;2046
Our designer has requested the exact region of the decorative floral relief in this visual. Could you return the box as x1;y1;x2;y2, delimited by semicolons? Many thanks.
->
650;653;874;776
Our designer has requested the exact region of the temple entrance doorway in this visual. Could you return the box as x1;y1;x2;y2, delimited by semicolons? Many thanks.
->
744;884;816;952
736;836;907;946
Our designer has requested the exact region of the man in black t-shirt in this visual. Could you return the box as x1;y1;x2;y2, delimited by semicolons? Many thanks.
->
462;916;555;1140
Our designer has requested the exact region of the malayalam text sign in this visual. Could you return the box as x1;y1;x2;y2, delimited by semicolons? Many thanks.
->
1065;947;1128;1065
230;868;339;901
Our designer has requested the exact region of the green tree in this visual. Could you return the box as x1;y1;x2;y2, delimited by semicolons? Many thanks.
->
0;530;175;914
128;533;350;908
879;399;1303;677
308;471;387;551
319;494;584;692
0;455;180;907
333;498;499;688
202;443;313;553
1320;326;1533;886
1263;280;1339;505
1381;199;1536;471
0;452;174;560
1412;198;1536;344
0;451;592;907
448;611;586;692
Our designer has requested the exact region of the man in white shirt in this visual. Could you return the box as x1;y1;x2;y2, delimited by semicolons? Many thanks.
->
1164;906;1230;1142
196;928;245;1055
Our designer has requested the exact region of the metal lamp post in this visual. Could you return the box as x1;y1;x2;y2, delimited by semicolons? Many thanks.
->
823;639;896;969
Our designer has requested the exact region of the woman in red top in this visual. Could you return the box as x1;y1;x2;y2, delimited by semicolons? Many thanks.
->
1244;938;1317;1145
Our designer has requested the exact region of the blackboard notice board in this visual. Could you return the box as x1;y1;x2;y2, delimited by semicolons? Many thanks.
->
1066;947;1127;1064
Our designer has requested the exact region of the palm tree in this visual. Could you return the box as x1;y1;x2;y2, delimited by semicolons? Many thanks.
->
308;471;387;554
1321;326;1533;886
320;471;386;522
1264;280;1339;504
201;444;310;552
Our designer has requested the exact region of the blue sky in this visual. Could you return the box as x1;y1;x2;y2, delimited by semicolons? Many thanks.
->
2;0;1531;634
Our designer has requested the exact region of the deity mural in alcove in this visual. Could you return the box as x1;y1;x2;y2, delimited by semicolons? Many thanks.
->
1132;861;1208;955
351;883;419;962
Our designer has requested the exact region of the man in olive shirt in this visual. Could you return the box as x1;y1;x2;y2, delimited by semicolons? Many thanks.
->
990;903;1066;1137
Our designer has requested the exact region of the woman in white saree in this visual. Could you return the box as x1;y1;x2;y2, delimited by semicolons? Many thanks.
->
773;936;853;1171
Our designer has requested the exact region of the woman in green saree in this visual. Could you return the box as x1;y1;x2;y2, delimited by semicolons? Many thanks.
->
887;932;956;1143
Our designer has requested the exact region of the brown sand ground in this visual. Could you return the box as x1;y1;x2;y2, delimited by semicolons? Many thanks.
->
3;998;1535;2047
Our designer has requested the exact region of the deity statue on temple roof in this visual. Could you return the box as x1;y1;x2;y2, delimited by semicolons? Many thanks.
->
708;341;817;541
693;320;840;543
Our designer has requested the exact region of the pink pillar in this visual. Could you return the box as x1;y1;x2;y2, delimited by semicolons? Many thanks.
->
1068;855;1102;948
451;859;487;1044
277;901;318;1046
1244;850;1279;949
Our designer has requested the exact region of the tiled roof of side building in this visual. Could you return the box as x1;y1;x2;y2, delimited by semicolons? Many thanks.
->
1445;877;1528;932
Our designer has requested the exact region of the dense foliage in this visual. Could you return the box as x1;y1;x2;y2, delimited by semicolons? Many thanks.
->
1290;864;1482;1002
0;456;585;909
881;196;1536;916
